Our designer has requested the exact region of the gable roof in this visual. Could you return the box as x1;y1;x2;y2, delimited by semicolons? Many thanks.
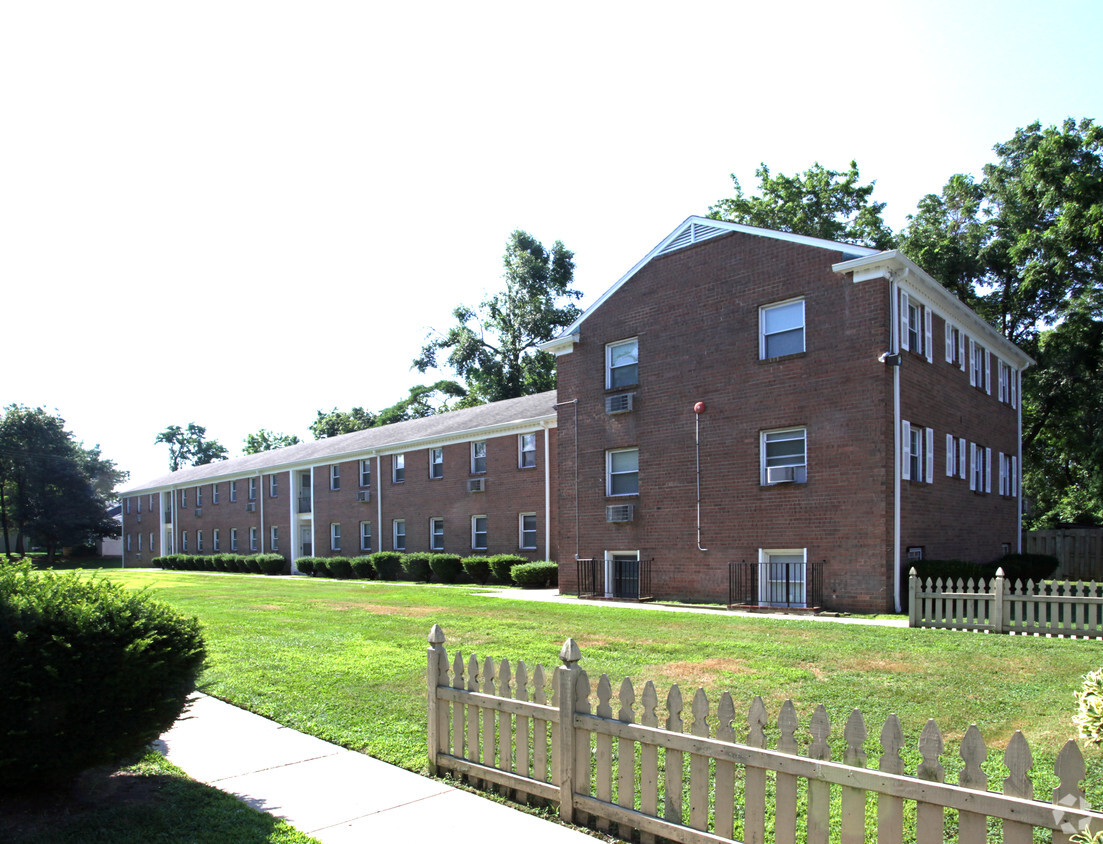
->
124;390;557;494
539;216;880;354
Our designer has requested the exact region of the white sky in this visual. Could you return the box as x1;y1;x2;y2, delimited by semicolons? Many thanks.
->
3;0;1101;487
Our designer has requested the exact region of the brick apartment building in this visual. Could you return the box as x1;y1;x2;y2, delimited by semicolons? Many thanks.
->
121;217;1030;613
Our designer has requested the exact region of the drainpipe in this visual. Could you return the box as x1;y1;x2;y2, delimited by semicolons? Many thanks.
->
258;471;265;553
694;401;707;551
553;399;579;560
375;455;382;552
288;471;296;573
542;423;551;560
889;271;903;613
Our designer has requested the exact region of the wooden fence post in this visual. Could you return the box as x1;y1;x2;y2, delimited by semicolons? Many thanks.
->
427;624;446;775
556;637;582;824
993;567;1007;634
909;567;918;627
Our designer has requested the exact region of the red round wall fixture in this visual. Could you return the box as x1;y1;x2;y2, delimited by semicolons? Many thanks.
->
693;401;706;414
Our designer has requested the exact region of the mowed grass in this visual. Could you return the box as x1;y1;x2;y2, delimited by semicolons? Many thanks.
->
102;570;1103;806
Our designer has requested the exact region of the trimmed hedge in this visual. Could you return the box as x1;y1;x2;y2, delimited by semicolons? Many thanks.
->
511;560;558;588
327;557;353;579
429;554;464;584
371;552;402;581
152;553;287;575
296;557;317;576
313;559;330;577
911;553;1060;586
461;556;490;584
992;552;1059;583
489;554;528;584
0;562;206;789
402;552;433;582
351;556;375;579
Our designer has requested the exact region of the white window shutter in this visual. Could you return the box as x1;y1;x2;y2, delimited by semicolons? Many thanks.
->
901;420;911;480
968;339;976;386
926;427;934;483
958;438;967;479
946;434;954;476
958;332;966;371
985;447;992;493
1012;456;1018;497
945;322;953;363
969;443;977;491
924;309;933;363
1011;369;1018;408
900;292;910;351
985;350;992;394
999;452;1006;495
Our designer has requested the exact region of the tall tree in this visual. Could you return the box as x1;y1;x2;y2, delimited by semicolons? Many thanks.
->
155;423;229;471
309;407;376;440
374;381;472;427
708;161;895;249
414;230;582;403
242;429;301;454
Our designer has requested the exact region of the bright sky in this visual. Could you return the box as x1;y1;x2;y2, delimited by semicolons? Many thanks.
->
3;0;1101;488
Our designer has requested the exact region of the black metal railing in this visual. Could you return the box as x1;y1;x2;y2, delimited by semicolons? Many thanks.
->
298;495;312;514
728;560;824;609
576;557;653;601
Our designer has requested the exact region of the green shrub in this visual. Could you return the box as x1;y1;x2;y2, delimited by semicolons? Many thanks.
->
909;559;987;584
429;554;463;584
511;560;558;588
351;556;375;579
0;562;206;789
152;556;167;569
461;556;490;584
402;552;433;582
1075;668;1103;746
313;559;330;577
370;552;403;581
327;557;352;579
204;557;218;572
991;552;1060;583
296;557;316;576
488;554;528;584
257;554;287;575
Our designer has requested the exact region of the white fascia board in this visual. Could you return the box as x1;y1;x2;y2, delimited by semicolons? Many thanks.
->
834;252;1035;370
543;215;879;352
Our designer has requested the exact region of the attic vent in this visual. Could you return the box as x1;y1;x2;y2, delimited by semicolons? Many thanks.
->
605;393;634;414
659;222;728;256
356;490;371;503
468;478;485;493
606;504;635;523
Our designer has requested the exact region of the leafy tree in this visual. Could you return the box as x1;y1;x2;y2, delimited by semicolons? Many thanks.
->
154;423;229;471
242;429;301;454
414;230;582;403
309;407;376;440
0;405;126;559
375;381;473;426
708;161;895;249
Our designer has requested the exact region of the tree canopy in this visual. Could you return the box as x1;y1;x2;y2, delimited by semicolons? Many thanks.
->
0;405;126;558
154;423;229;471
242;429;302;454
414;230;582;404
309;407;376;440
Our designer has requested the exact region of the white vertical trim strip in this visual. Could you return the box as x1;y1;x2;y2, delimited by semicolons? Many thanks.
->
925;427;934;484
901;420;911;480
985;447;992;493
944;321;953;363
900;291;910;351
946;433;954;476
924;309;933;363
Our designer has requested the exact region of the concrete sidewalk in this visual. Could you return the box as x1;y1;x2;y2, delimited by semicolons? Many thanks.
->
155;693;596;843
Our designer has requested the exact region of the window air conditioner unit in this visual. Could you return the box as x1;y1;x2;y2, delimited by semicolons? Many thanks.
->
356;490;371;502
605;393;634;414
246;502;257;512
468;478;485;493
766;466;796;484
194;508;202;517
606;504;635;523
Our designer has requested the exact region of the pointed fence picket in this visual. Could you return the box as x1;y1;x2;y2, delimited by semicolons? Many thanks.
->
427;625;1103;843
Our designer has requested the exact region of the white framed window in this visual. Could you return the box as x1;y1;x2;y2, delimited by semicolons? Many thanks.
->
196;486;202;507
430;517;444;551
271;526;279;551
359;521;372;552
136;496;141;514
429;447;443;479
249;477;257;501
519;513;537;550
149;494;155;511
270;475;278;497
393;453;405;483
901;422;934;484
181;489;187;508
900;292;933;362
213;528;221;551
149;532;155;553
137;533;142;552
998;452;1018;497
330;522;341;551
196;530;203;552
760;299;805;359
945;434;958;477
946;323;966;369
181;530;188;552
606;448;639;496
360;459;372;488
519;434;537;469
757;548;808;607
329;464;340;491
249;526;258;552
230;480;238;502
471;441;487;474
127;533;131;551
126;498;131;515
212;484;220;504
606;337;639;388
393;519;406;552
231;528;238;551
471;516;487;551
969;443;992;493
958;437;967;480
998;360;1017;407
762;428;807;485
970;339;990;393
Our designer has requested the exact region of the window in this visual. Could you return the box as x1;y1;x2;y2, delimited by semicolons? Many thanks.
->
607;448;639;496
249;477;257;501
126;498;131;515
519;434;536;469
429;447;443;479
359;521;372;552
998;360;1018;407
271;526;279;551
393;519;406;551
137;496;141;514
901;421;934;484
270;475;278;498
149;494;155;511
762;428;807;485
900;292;933;362
230;480;237;502
231;528;238;551
196;530;203;552
945;434;959;478
760;299;805;359
606;338;639;388
969;443;992;493
430;518;444;551
330;522;341;551
520;513;537;550
393;454;405;483
907;546;924;562
330;464;340;491
360;459;371;488
213;528;221;551
970;340;990;393
998;452;1018;497
471;516;487;551
181;530;188;552
181;489;187;508
196;486;202;507
471;441;487;474
758;549;807;607
945;322;965;370
149;532;154;553
212;484;220;504
127;534;131;551
137;533;142;552
249;527;258;552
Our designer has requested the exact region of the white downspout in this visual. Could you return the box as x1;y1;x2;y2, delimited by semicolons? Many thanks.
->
258;472;265;553
376;455;382;552
288;470;296;573
542;424;551;561
890;274;903;613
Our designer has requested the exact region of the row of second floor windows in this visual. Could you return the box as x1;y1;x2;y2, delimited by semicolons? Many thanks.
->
166;526;270;554
326;513;539;554
902;421;1018;498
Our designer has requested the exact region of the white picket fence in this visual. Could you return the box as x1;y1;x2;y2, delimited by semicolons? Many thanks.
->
909;567;1103;638
426;625;1103;843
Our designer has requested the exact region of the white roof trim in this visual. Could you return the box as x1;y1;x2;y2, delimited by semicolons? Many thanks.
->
538;215;878;353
